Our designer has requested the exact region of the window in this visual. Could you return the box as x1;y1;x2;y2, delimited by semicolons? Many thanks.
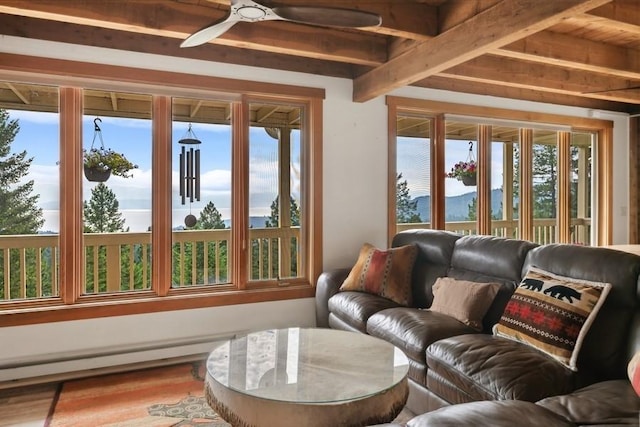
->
172;97;232;288
387;97;611;247
444;121;478;235
0;82;59;302
82;90;152;295
248;101;304;282
0;58;322;325
394;112;431;234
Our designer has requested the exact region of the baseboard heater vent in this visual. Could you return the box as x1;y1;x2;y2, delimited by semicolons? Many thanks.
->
0;332;241;387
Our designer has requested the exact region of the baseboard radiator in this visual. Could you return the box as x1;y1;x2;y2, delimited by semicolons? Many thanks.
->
0;332;240;388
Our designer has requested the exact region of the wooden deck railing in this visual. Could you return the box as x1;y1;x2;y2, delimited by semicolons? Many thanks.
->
0;227;300;301
0;219;591;301
398;217;591;244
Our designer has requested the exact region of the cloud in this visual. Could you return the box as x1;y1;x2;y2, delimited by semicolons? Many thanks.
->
9;109;59;125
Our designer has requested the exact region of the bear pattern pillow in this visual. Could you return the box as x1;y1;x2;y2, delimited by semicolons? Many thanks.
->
339;243;418;306
493;267;611;371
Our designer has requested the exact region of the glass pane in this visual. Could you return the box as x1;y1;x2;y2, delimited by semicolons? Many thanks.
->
570;132;593;246
83;90;152;294
396;113;430;233
172;97;232;288
0;82;59;301
532;130;558;244
248;102;303;281
490;125;519;238
445;120;477;235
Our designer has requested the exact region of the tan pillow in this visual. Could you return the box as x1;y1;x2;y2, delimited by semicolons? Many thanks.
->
430;277;501;331
339;243;417;306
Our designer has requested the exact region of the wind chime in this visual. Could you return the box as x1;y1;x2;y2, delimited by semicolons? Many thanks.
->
179;123;201;227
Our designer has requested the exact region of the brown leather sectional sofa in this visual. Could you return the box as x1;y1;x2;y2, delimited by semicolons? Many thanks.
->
315;229;640;425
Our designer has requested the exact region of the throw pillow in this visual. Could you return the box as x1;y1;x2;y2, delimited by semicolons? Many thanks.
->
339;243;417;306
429;277;501;331
629;351;640;396
493;267;611;371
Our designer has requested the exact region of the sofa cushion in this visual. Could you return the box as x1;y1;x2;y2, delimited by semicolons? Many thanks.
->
406;400;575;427
447;234;538;331
426;334;576;402
536;380;640;425
430;277;500;331
493;267;611;371
392;229;462;309
367;307;476;365
328;291;399;332
339;243;417;306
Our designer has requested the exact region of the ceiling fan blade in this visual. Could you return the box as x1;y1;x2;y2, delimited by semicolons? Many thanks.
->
180;19;239;48
271;6;381;28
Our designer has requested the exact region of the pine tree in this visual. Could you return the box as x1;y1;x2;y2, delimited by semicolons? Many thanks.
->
196;201;226;230
261;195;301;279
532;144;557;219
0;109;44;235
0;109;45;300
194;201;228;284
83;183;127;233
396;173;421;223
265;195;300;227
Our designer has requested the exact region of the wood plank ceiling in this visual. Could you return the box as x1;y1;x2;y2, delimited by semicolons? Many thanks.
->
0;0;640;113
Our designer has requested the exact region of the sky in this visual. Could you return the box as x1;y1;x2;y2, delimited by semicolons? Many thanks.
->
9;109;300;232
9;109;503;233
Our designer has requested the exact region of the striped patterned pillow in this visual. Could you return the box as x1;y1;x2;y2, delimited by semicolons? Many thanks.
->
493;267;611;371
339;243;417;306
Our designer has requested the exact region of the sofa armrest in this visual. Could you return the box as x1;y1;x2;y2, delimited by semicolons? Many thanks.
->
315;268;350;327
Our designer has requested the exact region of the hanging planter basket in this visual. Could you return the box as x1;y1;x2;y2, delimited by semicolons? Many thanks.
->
84;165;112;182
83;117;137;182
446;141;477;186
461;174;476;186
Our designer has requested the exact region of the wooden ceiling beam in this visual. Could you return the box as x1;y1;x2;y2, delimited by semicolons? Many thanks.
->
440;55;640;103
581;0;640;34
437;0;502;32
495;30;640;80
414;75;629;112
0;0;386;66
353;0;613;102
0;15;356;79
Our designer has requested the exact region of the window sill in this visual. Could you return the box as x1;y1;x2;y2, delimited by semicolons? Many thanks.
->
0;285;315;327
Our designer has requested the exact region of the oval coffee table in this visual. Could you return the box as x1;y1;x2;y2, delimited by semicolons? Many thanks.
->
204;327;409;427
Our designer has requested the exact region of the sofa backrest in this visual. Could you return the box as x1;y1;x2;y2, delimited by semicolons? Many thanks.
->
447;234;538;331
392;229;461;308
523;245;640;383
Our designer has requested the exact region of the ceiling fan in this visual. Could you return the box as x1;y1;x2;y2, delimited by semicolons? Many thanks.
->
180;0;382;48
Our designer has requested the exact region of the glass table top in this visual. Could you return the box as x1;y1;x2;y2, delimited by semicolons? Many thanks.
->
206;327;409;404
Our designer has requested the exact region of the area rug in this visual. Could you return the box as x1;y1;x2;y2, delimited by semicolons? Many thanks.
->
46;361;231;427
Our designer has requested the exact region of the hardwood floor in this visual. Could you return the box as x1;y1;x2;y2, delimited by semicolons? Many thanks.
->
0;374;415;427
0;383;58;427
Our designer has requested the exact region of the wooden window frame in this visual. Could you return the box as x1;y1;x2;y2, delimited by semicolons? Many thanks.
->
387;96;613;247
0;54;324;326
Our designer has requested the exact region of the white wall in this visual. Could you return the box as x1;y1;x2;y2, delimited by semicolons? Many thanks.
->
0;35;631;380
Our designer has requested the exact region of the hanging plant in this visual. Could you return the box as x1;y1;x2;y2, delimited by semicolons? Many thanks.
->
84;118;137;182
446;141;477;186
